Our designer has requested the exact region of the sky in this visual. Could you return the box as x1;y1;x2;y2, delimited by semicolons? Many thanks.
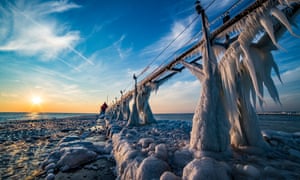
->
0;0;300;113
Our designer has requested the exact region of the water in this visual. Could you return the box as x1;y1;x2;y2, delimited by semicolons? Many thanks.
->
0;112;299;132
0;112;96;122
155;113;300;133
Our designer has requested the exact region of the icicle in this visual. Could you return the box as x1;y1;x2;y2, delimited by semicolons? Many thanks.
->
181;61;204;82
238;30;265;102
212;44;226;60
248;45;282;105
271;7;300;38
259;15;285;51
271;58;283;83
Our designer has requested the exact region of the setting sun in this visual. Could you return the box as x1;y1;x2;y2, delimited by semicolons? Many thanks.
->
32;96;42;105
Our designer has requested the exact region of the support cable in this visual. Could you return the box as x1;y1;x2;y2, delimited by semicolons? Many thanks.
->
148;30;202;77
136;15;199;78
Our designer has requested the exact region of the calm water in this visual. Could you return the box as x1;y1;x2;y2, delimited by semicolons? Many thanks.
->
0;112;299;132
0;112;96;122
154;113;300;133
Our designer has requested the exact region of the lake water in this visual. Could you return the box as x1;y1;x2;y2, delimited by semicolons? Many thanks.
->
0;112;96;122
0;112;300;133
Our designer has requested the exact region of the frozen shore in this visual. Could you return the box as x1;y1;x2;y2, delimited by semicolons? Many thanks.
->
0;115;116;180
106;118;300;179
1;115;300;180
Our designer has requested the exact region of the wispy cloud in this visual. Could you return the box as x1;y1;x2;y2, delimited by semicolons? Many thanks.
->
0;0;86;61
142;15;197;57
112;35;132;60
35;0;81;15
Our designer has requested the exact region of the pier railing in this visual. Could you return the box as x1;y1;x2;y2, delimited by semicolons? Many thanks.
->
112;0;299;107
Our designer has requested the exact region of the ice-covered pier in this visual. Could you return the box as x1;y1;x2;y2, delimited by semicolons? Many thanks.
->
104;0;300;179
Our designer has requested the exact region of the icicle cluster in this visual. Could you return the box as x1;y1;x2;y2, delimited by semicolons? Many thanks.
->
216;0;300;147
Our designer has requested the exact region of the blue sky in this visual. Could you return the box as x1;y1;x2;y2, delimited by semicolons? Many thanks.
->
0;0;299;113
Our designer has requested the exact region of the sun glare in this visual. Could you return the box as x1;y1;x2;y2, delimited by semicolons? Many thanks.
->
32;96;42;105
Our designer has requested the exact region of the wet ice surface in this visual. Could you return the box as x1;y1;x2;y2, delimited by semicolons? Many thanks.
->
0;116;116;180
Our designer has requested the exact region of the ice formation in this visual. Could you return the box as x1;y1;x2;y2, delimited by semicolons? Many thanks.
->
127;100;139;127
183;11;230;152
183;0;300;151
119;95;131;121
127;76;140;127
137;84;157;125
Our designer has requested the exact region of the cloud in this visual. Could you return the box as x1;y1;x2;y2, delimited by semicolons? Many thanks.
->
111;35;132;60
0;0;82;60
35;0;81;15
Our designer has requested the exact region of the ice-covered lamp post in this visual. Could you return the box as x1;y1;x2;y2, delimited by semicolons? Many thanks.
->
186;1;230;152
127;74;140;126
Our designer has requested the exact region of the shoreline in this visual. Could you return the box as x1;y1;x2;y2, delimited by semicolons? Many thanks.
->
0;115;116;180
1;114;300;179
106;117;300;179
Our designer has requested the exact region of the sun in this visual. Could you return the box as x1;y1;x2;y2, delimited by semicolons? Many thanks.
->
32;96;42;105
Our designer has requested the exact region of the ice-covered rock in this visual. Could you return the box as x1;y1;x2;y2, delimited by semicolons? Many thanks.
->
59;135;80;143
120;159;140;180
155;144;168;161
160;171;181;180
138;138;154;148
59;141;95;150
288;149;300;159
56;147;97;172
233;164;260;179
136;156;170;180
262;166;284;179
45;173;55;180
182;157;231;180
45;162;56;171
173;149;193;168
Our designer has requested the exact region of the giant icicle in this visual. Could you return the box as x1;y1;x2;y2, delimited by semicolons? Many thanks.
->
122;96;132;121
136;84;156;125
127;76;140;127
184;0;300;151
183;3;230;153
217;0;299;149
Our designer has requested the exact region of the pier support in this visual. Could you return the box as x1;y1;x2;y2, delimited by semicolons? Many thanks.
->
127;74;140;127
121;96;131;121
185;1;230;152
137;84;156;125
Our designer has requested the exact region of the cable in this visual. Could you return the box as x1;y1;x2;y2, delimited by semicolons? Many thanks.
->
209;0;244;27
136;14;199;78
116;0;246;104
147;29;202;77
204;0;216;11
